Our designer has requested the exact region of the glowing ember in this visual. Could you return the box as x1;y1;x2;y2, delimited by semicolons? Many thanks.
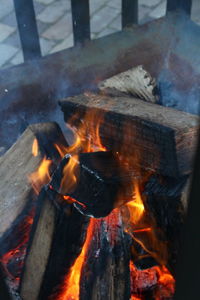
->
32;138;39;157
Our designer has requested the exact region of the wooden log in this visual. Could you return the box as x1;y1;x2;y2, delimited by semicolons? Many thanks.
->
59;93;199;177
19;190;55;300
144;174;191;273
80;210;131;300
0;122;67;239
49;151;137;218
98;65;158;103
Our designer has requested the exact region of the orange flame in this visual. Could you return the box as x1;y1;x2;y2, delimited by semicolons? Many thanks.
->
32;138;39;157
28;156;52;194
57;219;95;300
126;183;145;225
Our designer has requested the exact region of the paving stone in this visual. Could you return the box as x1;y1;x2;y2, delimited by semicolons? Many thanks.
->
0;0;13;19
139;0;163;8
50;34;73;53
138;6;153;24
3;32;21;48
2;12;18;27
149;1;166;19
0;24;15;43
37;1;68;24
35;20;49;36
10;51;23;65
40;37;56;55
109;14;121;30
36;0;55;5
33;1;46;14
42;14;72;40
89;0;107;15
0;44;18;67
95;27;117;39
107;0;121;10
91;5;119;33
191;0;200;25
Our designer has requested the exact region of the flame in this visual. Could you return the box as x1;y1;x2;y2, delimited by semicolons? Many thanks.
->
0;211;35;289
126;183;145;225
32;138;39;157
57;219;95;300
28;156;52;194
59;155;79;195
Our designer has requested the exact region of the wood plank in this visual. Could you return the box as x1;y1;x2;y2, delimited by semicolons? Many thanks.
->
13;0;41;60
59;93;199;177
71;0;90;45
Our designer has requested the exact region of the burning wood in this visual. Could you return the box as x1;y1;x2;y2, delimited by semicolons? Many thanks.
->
59;92;199;177
0;86;188;299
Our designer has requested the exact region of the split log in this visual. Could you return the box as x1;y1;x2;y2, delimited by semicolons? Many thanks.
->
0;122;67;239
59;93;199;177
80;210;131;300
50;151;137;218
98;65;159;103
144;174;191;274
19;190;55;300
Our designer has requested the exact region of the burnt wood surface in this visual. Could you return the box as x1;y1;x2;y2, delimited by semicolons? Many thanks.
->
60;93;199;177
80;211;131;300
50;151;136;218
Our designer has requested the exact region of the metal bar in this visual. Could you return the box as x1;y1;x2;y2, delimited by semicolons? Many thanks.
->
71;0;90;45
166;0;192;15
174;131;200;300
122;0;138;28
13;0;41;61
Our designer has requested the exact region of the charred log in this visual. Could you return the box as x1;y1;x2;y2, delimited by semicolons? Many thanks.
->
50;151;137;218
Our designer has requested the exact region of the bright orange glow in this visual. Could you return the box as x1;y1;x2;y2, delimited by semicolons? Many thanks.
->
28;157;52;194
130;261;175;299
57;219;96;300
0;210;35;288
126;183;145;225
32;138;39;157
133;227;152;233
59;155;79;195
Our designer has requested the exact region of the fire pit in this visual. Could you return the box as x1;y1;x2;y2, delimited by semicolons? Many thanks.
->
0;1;200;300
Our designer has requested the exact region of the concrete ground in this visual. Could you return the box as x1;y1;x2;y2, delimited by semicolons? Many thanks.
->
0;0;199;69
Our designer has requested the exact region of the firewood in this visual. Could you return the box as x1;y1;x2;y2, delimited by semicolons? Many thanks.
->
59;93;199;177
98;65;159;103
0;122;67;240
80;211;131;300
19;191;55;300
49;151;138;218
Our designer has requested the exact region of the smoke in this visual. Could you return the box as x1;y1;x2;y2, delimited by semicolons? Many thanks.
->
157;13;200;115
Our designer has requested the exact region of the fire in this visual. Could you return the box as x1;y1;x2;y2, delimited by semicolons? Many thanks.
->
32;138;39;157
57;219;96;300
28;156;52;194
126;183;145;224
